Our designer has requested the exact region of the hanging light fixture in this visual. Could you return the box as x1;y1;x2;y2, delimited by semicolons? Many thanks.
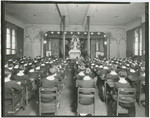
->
77;32;80;34
57;31;60;34
70;32;73;34
51;31;54;34
98;32;100;35
84;32;87;34
104;34;106;37
91;32;93;35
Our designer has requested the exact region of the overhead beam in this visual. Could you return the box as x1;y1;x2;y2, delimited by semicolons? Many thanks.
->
82;4;97;27
55;4;63;22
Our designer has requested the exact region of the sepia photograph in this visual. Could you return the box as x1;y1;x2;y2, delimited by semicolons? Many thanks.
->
1;1;149;117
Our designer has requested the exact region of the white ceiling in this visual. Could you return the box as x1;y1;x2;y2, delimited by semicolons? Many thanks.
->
5;2;145;26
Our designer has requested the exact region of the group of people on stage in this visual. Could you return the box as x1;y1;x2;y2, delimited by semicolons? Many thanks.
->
4;56;68;116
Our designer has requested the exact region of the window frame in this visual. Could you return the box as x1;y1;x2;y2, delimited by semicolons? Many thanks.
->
134;27;142;56
6;27;17;55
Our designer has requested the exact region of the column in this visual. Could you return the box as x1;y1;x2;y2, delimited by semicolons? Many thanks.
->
62;16;66;59
87;16;90;58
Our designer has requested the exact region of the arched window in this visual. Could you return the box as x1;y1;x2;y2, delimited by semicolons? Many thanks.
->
6;28;16;55
134;28;142;56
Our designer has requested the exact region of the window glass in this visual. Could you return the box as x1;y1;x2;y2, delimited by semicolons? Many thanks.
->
6;49;11;54
135;37;138;43
12;43;15;49
6;28;16;55
49;41;51;50
134;28;142;56
6;43;11;48
12;36;15;43
140;29;142;34
6;34;10;43
12;50;16;54
96;41;98;51
7;28;10;34
12;29;15;36
140;42;142;56
135;30;138;37
135;43;138;55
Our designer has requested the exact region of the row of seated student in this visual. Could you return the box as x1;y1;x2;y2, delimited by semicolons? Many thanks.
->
71;60;96;116
89;57;145;116
4;56;67;116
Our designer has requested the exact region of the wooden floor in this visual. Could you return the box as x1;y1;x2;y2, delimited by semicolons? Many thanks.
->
15;64;145;116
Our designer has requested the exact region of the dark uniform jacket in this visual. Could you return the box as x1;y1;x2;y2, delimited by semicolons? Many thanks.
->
78;78;95;105
5;81;23;105
106;73;119;82
41;76;58;103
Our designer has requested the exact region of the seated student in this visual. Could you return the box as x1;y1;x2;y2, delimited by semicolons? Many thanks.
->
97;65;103;75
41;67;60;90
23;63;29;74
72;69;95;113
106;64;119;82
13;64;19;76
5;71;25;113
78;68;95;88
13;68;33;93
127;68;139;82
108;70;135;117
120;65;128;72
13;68;29;82
77;62;86;73
76;70;85;80
104;65;119;99
28;68;38;90
28;68;38;79
6;63;14;75
41;67;60;107
35;66;44;78
77;70;95;116
97;65;110;101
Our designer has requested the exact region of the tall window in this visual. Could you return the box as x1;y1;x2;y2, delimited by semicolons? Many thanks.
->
6;28;16;55
134;28;142;56
96;39;104;52
139;29;142;55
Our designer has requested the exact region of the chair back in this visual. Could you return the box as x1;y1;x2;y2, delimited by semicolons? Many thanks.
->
116;88;136;116
5;88;24;116
77;88;96;115
39;87;58;115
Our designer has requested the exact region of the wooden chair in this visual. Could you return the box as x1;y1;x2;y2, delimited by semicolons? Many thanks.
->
5;88;25;116
138;80;145;107
77;88;96;116
116;88;136;116
39;87;58;116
